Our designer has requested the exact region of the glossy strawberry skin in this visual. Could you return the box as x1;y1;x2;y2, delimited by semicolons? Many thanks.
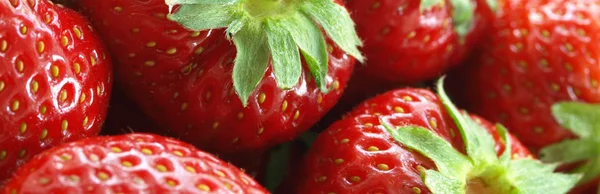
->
292;88;531;193
76;0;355;154
0;0;112;182
446;0;600;152
347;0;493;83
3;133;268;193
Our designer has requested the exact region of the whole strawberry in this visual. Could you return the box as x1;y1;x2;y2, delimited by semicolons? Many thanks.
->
347;0;494;84
0;0;112;181
75;0;362;153
446;0;600;152
290;79;579;194
3;133;268;193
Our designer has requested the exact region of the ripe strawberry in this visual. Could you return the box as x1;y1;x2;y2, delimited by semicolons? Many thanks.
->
346;0;494;84
0;0;112;182
3;133;268;193
290;79;579;194
75;0;362;153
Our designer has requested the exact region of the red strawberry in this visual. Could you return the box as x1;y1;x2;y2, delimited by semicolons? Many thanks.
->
346;0;494;84
75;0;362;153
3;133;268;193
290;79;579;193
0;0;112;182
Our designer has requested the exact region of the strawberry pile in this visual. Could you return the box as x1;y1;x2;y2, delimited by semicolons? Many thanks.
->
0;0;598;193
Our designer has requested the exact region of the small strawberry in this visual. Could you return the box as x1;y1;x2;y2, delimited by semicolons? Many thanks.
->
0;0;112;181
290;78;579;194
446;0;600;152
3;133;268;193
346;0;495;84
75;0;362;153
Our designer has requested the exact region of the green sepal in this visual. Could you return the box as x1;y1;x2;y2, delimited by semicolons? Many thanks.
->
436;77;498;165
166;3;236;31
496;124;511;162
384;124;473;178
540;102;600;184
485;0;498;13
300;0;364;62
265;19;302;89
506;159;581;194
265;143;292;192
420;0;443;12
231;22;270;106
422;169;465;194
281;12;329;91
448;0;475;39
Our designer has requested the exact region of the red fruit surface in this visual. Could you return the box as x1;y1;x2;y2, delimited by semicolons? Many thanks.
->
347;0;493;83
0;0;111;182
3;133;268;193
292;88;531;193
446;0;600;152
75;0;355;154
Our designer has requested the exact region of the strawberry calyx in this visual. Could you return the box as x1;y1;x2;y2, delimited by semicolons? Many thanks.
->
382;77;580;194
540;102;600;188
165;0;364;106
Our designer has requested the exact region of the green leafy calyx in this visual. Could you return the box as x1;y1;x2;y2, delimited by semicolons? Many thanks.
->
383;77;580;194
166;0;364;106
540;102;600;186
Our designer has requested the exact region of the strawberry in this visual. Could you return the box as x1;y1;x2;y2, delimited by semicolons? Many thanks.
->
75;0;362;153
3;133;268;193
290;78;579;194
346;0;494;84
0;0;112;182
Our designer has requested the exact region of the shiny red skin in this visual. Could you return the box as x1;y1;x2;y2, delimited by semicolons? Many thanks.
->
0;0;112;182
3;133;268;193
347;0;493;83
76;0;355;154
292;88;531;194
446;0;600;152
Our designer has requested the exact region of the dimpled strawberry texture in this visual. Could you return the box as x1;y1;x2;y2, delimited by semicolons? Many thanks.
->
76;0;355;153
4;133;268;193
0;0;111;181
294;89;531;193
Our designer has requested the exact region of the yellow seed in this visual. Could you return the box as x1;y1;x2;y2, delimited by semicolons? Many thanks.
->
215;171;225;177
377;164;390;170
40;129;48;140
212;122;219;129
11;100;19;111
83;116;89;126
146;42;157;47
334;158;344;165
0;40;7;52
258;93;266;104
293;111;300;120
39;177;50;185
317;176;327;182
60;89;68;102
394;107;405;113
340;139;349;144
74;27;82;39
90;55;97;66
407;31;416;39
156;164;167;172
364;123;373;127
62;120;68;131
37;41;45;53
224;183;232;189
144;61;155;67
367;146;380;151
61;154;72;161
40;106;47;114
167;179;177;187
349;176;361;183
141;148;153;155
97;172;109;180
67;175;80;183
122;161;133;167
181;102;188;110
113;6;123;12
237;112;244;120
31;81;39;93
0;81;4;92
317;94;323;104
429;118;438;129
89;154;99;161
73;62;81;74
111;147;122;153
61;36;69;46
131;28;140;33
190;31;201;37
173;150;183;156
332;80;340;90
194;47;204;54
413;187;422;194
564;43;574;52
51;65;59;78
0;150;6;160
20;25;27;35
402;96;413;101
281;100;288;111
80;93;86;103
166;48;177;55
257;127;264;135
18;149;25;158
185;166;196;173
15;60;24;72
197;184;210;191
19;123;26;134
